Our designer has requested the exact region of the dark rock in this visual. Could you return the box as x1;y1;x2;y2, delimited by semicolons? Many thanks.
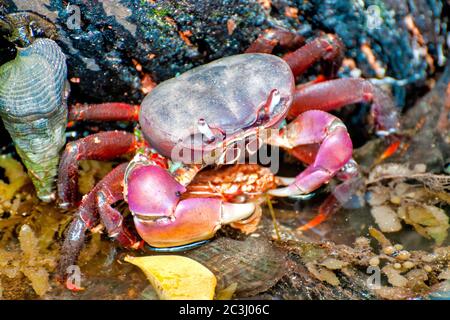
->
1;0;448;108
395;58;450;172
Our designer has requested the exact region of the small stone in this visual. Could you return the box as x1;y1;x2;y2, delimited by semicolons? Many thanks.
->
424;265;433;273
403;261;415;269
394;244;404;251
383;246;396;255
394;263;402;270
421;254;436;263
397;251;411;261
369;257;380;266
390;196;402;205
414;163;427;173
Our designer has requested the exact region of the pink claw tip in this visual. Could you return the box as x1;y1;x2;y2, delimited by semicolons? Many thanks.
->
133;197;222;248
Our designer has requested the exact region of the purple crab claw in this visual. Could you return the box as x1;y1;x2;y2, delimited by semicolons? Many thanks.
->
125;161;255;248
268;110;353;198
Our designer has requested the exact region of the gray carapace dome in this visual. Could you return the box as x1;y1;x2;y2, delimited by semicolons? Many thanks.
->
140;53;294;163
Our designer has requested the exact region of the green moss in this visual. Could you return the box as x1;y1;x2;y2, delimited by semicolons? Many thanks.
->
147;8;173;28
138;1;173;28
151;7;171;18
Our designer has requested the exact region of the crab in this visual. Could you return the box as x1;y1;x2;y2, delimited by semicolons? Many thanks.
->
57;29;399;277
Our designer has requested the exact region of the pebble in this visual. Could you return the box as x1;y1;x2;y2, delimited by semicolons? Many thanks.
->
394;244;404;251
369;257;380;266
390;196;402;205
414;163;427;173
424;265;432;273
383;246;396;255
403;261;415;269
394;263;402;269
397;251;411;261
421;254;436;263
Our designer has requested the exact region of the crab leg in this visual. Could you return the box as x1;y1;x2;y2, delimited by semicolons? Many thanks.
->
97;189;142;249
297;194;341;232
268;110;353;197
69;103;140;122
125;157;256;248
247;31;344;79
58;163;140;283
57;216;86;285
58;130;139;208
246;27;304;54
282;34;344;78
288;78;400;135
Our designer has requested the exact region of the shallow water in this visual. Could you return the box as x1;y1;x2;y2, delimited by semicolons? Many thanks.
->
45;200;447;299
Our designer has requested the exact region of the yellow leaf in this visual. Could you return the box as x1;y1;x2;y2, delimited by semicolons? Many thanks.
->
125;255;216;300
0;155;29;201
216;282;238;300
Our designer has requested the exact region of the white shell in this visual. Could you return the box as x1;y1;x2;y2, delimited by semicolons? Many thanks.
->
0;38;68;201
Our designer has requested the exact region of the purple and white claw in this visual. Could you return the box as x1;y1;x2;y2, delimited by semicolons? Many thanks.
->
124;156;255;247
269;110;353;197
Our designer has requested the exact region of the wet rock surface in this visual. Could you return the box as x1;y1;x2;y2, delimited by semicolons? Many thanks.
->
390;58;450;172
0;1;449;300
1;0;448;107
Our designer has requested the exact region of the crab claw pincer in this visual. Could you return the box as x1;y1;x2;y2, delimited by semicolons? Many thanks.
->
125;161;255;248
268;110;354;198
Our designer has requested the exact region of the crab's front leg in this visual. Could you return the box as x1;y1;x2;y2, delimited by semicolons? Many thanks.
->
125;155;256;248
268;110;353;197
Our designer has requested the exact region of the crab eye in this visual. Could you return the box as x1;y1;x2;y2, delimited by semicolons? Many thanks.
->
254;89;282;126
197;118;216;143
266;89;281;114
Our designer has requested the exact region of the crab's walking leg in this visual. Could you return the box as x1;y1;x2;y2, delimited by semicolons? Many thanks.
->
246;27;304;54
268;110;353;197
69;103;140;122
295;164;363;231
58;131;139;208
96;171;142;249
289;78;400;135
57;216;86;286
247;32;344;79
282;34;344;78
297;194;341;232
97;190;140;247
58;163;140;285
